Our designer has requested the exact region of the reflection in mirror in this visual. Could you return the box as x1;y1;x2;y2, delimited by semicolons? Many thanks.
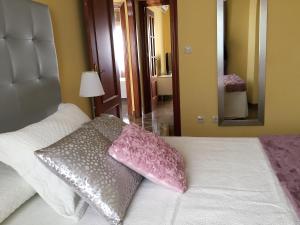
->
217;0;267;126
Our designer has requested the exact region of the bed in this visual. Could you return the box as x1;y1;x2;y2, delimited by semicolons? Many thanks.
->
2;137;299;225
157;75;173;96
224;74;249;119
0;0;299;224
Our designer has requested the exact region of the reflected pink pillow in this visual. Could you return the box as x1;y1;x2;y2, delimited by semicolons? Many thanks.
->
108;124;187;193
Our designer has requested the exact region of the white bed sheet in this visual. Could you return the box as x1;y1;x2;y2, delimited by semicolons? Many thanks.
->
224;91;249;119
2;137;299;225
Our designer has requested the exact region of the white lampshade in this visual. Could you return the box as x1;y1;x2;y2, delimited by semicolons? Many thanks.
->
79;71;105;97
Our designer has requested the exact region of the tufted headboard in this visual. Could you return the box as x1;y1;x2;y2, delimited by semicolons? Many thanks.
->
0;0;61;133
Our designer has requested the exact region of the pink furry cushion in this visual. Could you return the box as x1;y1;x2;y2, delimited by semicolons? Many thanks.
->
108;124;188;193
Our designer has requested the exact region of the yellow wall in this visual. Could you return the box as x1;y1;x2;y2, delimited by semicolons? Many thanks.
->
34;0;91;117
225;0;250;82
148;6;171;75
34;0;300;137
149;6;171;74
246;0;260;104
178;0;300;136
226;0;259;104
148;6;166;75
163;8;172;56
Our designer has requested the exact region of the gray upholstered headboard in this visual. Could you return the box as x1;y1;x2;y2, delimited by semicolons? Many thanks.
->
0;0;61;133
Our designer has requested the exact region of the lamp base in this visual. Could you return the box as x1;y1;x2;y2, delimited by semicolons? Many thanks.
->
90;97;96;119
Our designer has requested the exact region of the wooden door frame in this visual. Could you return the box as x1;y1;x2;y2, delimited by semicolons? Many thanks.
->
114;0;142;119
145;8;159;108
113;2;134;118
138;0;181;136
126;0;142;118
139;1;152;114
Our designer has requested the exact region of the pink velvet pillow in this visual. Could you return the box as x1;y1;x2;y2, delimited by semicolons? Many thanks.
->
108;124;187;193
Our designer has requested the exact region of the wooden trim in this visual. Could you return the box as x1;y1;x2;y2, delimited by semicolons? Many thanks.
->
126;0;142;118
139;1;152;114
114;3;134;117
83;0;99;77
169;0;181;136
138;0;181;136
120;3;133;116
83;0;101;117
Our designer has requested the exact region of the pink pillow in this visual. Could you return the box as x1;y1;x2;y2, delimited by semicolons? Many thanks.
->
108;124;187;193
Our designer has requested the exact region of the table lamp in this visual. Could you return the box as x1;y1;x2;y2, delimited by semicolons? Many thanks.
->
79;71;105;118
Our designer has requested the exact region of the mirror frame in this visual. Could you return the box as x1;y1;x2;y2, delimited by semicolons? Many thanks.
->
217;0;268;126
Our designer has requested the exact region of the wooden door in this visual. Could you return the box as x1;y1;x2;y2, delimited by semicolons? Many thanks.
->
83;0;121;117
114;3;133;117
138;0;181;135
146;9;158;109
126;0;142;118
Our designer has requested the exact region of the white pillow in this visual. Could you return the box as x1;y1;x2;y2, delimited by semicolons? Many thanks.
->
0;103;90;221
0;162;36;223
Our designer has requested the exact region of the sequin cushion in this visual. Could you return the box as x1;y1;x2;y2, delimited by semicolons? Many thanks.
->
35;126;142;225
83;114;126;142
109;124;188;193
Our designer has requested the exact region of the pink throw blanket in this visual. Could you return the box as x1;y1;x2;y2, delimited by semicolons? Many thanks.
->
259;135;300;217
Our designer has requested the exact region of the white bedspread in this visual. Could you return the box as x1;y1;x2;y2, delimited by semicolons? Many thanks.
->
2;137;299;225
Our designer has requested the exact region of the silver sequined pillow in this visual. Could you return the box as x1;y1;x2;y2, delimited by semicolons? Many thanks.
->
83;114;126;142
35;126;142;225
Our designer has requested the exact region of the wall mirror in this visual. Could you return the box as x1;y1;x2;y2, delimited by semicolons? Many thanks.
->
217;0;267;126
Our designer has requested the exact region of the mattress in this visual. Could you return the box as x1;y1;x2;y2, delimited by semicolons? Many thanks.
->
224;91;249;119
157;75;173;96
2;137;299;225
